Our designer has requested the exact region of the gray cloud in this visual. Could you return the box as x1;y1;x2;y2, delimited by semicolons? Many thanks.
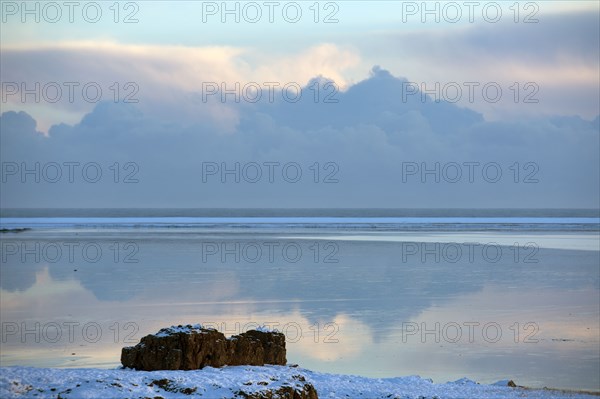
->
363;12;599;65
354;11;600;119
1;68;598;208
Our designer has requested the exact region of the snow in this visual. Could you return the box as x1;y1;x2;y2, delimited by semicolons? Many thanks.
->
154;324;204;337
150;323;277;339
255;325;280;333
1;365;597;399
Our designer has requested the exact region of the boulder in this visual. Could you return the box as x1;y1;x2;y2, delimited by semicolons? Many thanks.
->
121;324;286;371
228;329;287;366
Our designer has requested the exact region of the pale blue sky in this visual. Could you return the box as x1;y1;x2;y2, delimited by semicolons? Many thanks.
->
2;1;597;47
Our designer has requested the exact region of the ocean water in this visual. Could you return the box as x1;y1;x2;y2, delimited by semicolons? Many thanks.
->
0;209;599;391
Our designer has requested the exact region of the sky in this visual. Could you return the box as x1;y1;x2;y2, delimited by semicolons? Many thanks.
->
0;0;599;208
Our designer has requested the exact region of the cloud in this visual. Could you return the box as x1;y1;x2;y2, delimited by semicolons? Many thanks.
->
1;67;598;208
1;41;361;132
4;9;598;130
352;12;599;119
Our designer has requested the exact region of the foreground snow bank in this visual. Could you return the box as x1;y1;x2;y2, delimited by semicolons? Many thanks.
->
0;365;596;399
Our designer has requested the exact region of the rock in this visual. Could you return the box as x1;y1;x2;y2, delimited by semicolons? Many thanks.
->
121;324;286;371
236;383;319;399
228;329;287;366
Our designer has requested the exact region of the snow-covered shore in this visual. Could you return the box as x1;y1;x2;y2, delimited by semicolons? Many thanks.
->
1;365;597;399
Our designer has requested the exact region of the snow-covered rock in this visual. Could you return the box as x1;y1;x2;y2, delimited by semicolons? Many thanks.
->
121;324;286;371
